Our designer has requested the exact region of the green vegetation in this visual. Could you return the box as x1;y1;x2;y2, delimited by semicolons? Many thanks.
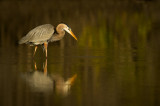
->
79;11;151;49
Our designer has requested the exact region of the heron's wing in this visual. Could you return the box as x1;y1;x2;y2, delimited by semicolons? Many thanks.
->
19;24;54;44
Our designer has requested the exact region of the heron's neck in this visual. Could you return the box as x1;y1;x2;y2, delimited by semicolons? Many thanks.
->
56;25;65;37
49;27;65;42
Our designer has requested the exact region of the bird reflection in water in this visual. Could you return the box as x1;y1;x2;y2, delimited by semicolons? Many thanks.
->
22;59;77;96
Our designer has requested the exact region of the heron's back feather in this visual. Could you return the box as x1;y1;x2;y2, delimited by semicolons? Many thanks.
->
19;24;54;45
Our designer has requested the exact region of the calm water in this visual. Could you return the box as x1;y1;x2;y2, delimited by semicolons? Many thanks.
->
0;1;160;106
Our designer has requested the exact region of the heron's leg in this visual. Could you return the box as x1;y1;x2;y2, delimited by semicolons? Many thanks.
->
43;59;47;75
34;61;37;70
44;42;48;57
33;46;38;56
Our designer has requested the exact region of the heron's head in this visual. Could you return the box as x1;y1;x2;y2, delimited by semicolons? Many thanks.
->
62;24;78;41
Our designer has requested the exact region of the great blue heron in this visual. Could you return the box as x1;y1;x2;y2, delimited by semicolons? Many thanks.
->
19;23;77;57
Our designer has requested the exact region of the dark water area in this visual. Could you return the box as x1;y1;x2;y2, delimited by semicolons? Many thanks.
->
0;1;160;106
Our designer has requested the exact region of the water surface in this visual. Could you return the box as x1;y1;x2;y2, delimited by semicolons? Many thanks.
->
0;1;160;106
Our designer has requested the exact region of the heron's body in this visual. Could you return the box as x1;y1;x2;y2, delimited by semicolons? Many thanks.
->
19;24;62;45
19;23;77;57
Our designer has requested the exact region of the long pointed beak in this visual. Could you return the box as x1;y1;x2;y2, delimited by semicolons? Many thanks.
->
64;28;78;40
70;30;78;41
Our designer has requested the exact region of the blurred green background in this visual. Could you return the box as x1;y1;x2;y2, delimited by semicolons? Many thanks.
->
0;0;160;106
